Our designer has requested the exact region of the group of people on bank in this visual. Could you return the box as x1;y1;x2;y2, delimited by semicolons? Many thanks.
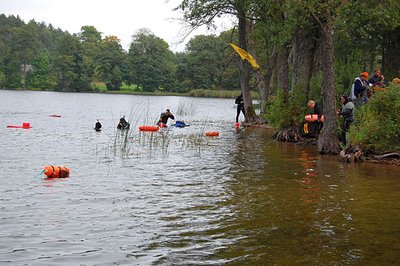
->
351;69;388;106
94;109;175;132
306;68;390;147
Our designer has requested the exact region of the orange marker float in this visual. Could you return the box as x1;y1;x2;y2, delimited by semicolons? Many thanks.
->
205;131;219;137
43;165;70;178
139;125;159;132
305;114;324;123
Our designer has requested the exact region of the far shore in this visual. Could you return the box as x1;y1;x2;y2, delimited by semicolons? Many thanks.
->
1;88;260;99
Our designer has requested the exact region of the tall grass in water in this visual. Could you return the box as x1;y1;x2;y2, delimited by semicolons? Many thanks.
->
176;100;197;116
94;105;214;160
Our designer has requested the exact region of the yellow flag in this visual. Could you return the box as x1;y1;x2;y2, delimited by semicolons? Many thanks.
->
229;43;260;70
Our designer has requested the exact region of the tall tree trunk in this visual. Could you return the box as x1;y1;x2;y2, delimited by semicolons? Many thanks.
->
256;47;277;116
317;25;340;154
278;46;290;103
238;10;257;122
291;27;319;98
382;27;400;81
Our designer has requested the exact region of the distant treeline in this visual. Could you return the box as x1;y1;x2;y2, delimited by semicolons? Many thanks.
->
0;14;241;92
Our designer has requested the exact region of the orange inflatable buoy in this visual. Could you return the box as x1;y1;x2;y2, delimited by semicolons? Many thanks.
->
205;131;219;137
43;165;70;178
305;114;324;123
139;125;159;132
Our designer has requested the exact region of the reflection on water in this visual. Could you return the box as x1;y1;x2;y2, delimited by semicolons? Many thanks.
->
0;90;399;265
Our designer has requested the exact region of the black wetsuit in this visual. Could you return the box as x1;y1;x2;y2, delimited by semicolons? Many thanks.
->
235;94;245;123
158;112;175;125
95;121;102;131
117;118;129;130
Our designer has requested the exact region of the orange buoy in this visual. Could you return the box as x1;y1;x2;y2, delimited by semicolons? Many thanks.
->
305;114;324;123
43;165;70;178
139;125;159;132
205;131;219;137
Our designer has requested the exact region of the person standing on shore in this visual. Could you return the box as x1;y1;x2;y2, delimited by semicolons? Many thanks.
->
235;93;245;126
337;95;355;147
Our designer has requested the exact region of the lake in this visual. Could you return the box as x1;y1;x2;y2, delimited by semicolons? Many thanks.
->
0;90;399;265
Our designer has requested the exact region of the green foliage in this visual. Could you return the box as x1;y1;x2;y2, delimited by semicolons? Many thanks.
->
128;29;176;92
26;51;51;89
96;36;126;90
349;86;400;152
52;34;91;91
308;71;323;103
265;88;307;128
185;35;224;89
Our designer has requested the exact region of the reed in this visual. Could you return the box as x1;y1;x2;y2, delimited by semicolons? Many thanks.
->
95;118;213;160
175;100;197;116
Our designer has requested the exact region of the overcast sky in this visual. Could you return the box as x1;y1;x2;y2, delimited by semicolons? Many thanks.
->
1;0;234;52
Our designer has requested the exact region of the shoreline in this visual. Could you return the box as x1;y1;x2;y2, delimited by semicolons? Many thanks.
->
1;88;257;99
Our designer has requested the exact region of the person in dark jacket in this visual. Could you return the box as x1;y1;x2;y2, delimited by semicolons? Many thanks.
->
307;100;323;135
157;109;175;127
337;95;355;146
368;69;387;87
354;72;369;106
235;93;245;123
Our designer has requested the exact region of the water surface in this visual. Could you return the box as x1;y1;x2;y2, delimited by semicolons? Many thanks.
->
0;90;399;265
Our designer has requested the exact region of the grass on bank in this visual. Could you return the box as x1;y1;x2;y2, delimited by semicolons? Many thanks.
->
92;82;259;99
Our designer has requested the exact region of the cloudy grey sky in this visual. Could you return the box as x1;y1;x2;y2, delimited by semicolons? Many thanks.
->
1;0;234;52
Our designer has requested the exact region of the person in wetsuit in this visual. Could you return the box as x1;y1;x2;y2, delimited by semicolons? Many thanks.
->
235;93;245;123
95;119;102;131
157;109;174;127
117;115;130;130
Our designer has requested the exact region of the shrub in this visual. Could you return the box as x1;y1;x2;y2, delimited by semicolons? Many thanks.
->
349;86;400;152
265;89;307;128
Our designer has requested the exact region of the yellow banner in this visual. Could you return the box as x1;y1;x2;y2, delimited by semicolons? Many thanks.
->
229;43;260;70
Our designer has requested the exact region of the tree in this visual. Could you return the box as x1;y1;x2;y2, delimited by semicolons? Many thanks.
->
96;35;126;90
304;0;343;154
52;33;91;91
78;25;102;83
185;35;224;89
177;0;259;122
26;51;51;89
127;29;175;92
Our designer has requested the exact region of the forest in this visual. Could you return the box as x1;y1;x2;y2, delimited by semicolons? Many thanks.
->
1;0;400;155
0;13;242;93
